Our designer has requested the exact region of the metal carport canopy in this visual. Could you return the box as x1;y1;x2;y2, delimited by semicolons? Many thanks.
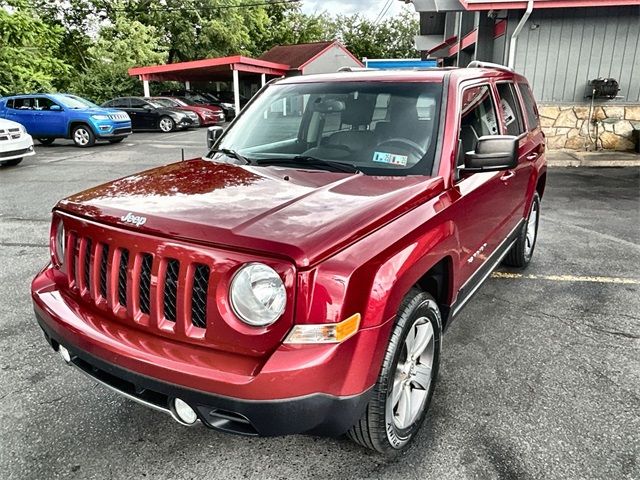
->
128;55;290;113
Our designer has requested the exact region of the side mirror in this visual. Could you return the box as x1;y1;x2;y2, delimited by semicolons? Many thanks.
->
463;135;518;172
207;126;224;149
50;105;62;111
142;104;154;110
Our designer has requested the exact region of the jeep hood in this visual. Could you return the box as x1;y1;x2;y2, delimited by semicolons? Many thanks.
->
58;159;444;267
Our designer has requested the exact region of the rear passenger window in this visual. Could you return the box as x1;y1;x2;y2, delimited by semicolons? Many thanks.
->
517;82;540;130
496;83;524;136
458;85;499;164
11;98;35;110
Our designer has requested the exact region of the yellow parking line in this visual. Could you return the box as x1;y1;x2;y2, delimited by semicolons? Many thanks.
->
491;271;640;285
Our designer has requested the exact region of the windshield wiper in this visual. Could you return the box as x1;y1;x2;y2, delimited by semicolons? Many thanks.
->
208;148;250;165
255;156;359;173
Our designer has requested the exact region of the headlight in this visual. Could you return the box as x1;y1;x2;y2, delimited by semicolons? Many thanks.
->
91;114;109;120
230;263;286;327
52;219;65;266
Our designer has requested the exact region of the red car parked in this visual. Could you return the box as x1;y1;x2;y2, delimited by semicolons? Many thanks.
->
150;96;225;126
32;63;546;454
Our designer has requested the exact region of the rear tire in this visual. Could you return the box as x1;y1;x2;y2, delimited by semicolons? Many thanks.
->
0;158;22;167
36;138;55;145
108;137;125;144
347;288;441;455
503;192;540;268
71;125;95;147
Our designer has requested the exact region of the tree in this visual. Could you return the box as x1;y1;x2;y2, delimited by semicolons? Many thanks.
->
0;1;70;95
68;15;167;103
337;10;419;60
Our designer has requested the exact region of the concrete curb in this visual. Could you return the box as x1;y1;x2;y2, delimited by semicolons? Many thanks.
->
547;149;640;168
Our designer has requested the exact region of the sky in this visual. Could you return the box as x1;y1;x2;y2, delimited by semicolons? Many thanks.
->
300;0;408;20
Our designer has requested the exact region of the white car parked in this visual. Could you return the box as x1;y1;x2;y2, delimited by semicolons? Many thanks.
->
0;118;35;167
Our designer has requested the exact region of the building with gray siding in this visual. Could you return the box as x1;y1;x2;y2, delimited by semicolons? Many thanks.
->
403;0;640;150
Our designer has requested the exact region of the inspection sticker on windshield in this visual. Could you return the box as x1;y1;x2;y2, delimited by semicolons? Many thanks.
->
372;151;408;166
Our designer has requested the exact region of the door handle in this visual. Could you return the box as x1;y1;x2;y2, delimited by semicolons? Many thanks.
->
500;170;516;182
526;152;538;161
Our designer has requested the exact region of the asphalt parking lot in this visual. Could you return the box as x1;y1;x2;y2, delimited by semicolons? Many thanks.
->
1;131;638;480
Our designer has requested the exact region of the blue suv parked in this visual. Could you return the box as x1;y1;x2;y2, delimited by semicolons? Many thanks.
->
0;93;132;147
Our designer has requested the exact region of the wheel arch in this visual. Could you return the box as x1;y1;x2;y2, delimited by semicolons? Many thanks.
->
414;256;454;326
68;120;95;138
536;171;547;199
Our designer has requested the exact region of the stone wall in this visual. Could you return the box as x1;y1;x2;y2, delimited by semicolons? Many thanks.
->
538;104;640;151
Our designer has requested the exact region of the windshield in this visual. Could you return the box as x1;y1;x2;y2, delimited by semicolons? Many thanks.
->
175;97;195;106
153;98;179;107
215;81;443;176
58;95;98;109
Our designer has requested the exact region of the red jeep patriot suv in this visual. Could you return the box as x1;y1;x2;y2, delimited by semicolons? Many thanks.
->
32;63;546;454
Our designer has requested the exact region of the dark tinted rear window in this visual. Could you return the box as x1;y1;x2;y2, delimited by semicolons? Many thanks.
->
517;82;540;130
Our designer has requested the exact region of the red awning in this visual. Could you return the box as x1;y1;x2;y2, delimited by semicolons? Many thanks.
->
128;56;290;82
460;0;640;10
427;35;459;57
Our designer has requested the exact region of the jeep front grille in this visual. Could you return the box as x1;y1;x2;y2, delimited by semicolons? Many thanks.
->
68;234;212;332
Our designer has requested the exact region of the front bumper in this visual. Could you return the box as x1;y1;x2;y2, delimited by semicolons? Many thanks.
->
32;265;389;436
37;315;369;436
93;120;132;138
0;134;35;160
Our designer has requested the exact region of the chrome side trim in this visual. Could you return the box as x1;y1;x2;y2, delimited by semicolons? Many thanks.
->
69;359;171;416
452;219;524;317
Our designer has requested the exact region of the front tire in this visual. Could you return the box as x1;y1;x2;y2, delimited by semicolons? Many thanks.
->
36;138;55;145
159;116;175;133
503;192;540;268
348;288;441;454
1;158;22;167
71;125;95;147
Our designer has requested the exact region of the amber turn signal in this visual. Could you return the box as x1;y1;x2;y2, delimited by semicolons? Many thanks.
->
284;313;361;344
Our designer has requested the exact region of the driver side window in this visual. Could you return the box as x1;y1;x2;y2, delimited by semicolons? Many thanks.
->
457;85;499;167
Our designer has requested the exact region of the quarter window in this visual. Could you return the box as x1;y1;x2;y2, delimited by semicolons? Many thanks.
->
496;83;525;136
517;82;540;130
458;85;499;165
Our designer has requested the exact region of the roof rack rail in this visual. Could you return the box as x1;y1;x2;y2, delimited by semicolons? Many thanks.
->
467;61;514;72
337;66;378;72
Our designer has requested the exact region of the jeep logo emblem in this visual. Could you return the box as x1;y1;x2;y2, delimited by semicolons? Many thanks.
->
120;212;147;227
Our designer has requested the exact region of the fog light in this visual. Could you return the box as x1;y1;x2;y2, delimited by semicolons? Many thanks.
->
173;398;198;425
58;345;71;363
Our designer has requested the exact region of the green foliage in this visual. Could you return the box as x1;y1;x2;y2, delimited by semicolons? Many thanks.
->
0;1;420;99
68;15;168;103
337;10;419;60
0;1;71;95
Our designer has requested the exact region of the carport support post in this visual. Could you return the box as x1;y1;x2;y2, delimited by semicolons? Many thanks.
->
143;79;150;98
233;69;241;114
261;73;266;87
185;81;191;91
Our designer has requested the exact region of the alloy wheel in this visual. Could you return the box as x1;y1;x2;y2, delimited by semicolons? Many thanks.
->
525;200;539;259
159;118;174;132
74;128;90;146
387;317;435;431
